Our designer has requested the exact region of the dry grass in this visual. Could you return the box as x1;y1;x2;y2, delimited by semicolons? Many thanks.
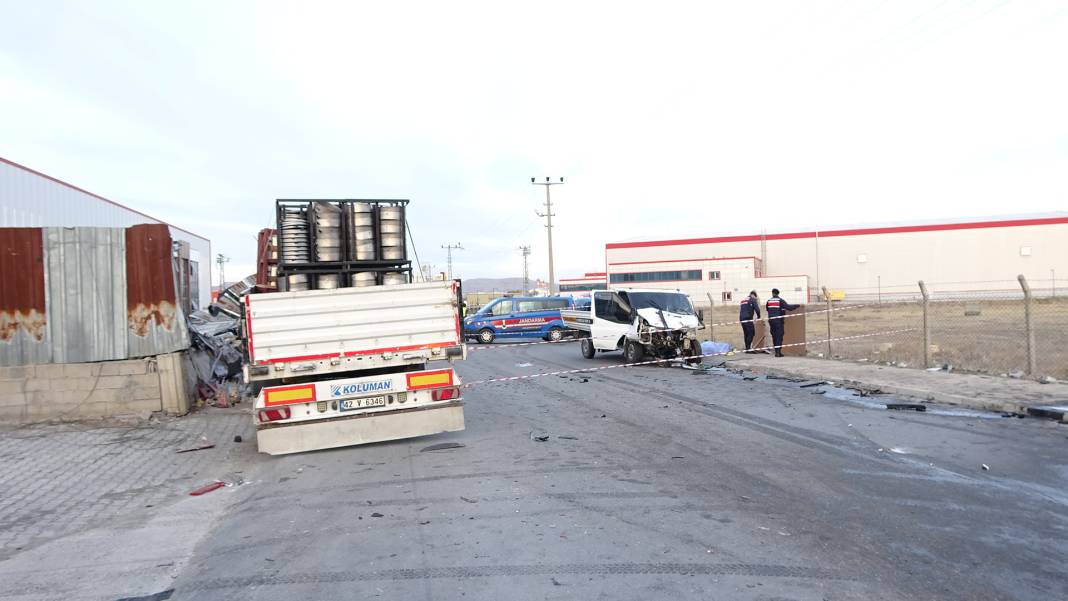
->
699;297;1068;379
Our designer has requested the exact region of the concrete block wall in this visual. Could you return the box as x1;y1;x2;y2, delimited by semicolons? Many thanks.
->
0;351;191;422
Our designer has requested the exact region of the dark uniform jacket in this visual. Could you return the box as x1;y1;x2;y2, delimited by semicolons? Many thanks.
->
739;297;761;321
766;295;799;319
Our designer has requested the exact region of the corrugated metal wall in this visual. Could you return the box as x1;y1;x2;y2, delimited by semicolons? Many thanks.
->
126;224;189;358
0;226;190;366
45;227;128;363
0;228;50;365
0;158;211;308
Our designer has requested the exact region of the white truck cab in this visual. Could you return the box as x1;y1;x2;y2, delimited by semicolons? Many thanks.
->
561;288;703;364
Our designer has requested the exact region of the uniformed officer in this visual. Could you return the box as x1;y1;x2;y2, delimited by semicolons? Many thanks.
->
738;291;760;352
766;288;799;357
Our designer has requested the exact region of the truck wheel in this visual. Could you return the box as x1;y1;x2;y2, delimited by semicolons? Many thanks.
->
546;327;564;342
478;329;495;344
624;340;644;364
581;338;595;359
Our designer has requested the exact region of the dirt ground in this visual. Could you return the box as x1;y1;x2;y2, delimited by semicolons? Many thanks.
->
701;297;1068;379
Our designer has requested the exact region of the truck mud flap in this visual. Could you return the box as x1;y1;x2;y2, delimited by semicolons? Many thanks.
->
256;402;464;455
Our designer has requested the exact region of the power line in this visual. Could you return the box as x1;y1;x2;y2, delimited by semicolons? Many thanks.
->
441;243;464;280
215;253;229;288
532;176;564;294
405;221;424;282
517;245;531;293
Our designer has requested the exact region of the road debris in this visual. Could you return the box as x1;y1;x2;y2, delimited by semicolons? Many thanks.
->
515;362;533;368
420;442;465;452
233;435;243;443
189;481;225;496
557;435;578;440
799;381;825;388
176;442;215;453
116;589;175;601
886;403;927;412
530;429;550;442
371;512;384;518
1025;405;1068;421
981;464;990;471
460;496;478;504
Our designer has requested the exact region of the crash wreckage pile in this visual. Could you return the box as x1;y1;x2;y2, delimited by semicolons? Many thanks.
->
186;276;258;407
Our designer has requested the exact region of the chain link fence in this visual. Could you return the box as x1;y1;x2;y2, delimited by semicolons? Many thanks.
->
698;276;1068;380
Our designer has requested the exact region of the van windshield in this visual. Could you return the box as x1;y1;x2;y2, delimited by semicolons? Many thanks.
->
624;292;694;315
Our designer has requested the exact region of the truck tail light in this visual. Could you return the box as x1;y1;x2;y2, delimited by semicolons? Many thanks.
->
431;386;460;401
258;407;292;422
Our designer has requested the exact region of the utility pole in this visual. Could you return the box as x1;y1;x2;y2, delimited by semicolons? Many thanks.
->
532;176;564;294
517;245;531;293
215;253;229;289
441;243;463;280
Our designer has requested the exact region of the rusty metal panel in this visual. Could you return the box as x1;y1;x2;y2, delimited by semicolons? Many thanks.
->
44;227;128;363
1;158;214;309
0;228;50;365
125;224;189;357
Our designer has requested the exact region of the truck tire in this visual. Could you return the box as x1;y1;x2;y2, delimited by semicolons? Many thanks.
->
624;340;644;364
581;337;595;359
478;329;495;344
546;327;564;342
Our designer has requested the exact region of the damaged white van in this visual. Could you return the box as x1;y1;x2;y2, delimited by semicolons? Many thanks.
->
561;288;703;364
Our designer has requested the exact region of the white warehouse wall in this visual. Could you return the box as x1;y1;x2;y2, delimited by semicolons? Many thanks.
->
606;215;1068;300
0;157;211;308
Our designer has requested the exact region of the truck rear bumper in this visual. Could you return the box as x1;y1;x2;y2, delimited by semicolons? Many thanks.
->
256;401;464;455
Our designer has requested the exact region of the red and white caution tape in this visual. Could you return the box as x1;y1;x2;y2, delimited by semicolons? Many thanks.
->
461;328;917;387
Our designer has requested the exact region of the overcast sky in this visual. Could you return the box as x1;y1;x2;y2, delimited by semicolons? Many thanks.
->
2;1;1066;283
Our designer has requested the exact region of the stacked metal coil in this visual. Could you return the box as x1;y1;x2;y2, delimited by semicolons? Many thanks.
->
378;206;405;261
312;202;342;262
279;206;311;291
382;272;407;286
351;272;377;287
316;274;340;289
350;202;376;261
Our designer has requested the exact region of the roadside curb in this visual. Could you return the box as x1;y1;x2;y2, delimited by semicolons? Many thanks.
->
722;355;1068;416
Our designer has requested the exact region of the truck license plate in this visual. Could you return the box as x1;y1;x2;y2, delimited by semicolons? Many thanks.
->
339;395;387;412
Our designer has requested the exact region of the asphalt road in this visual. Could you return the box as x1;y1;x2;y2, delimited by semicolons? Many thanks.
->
96;342;1068;599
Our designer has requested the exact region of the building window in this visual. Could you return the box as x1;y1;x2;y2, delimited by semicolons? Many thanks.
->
560;283;606;292
609;270;702;283
709;271;721;280
721;291;732;302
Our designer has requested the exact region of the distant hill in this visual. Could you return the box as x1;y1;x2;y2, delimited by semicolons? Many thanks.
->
460;277;528;293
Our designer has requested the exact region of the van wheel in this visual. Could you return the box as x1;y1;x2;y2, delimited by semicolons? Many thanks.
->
478;329;495;344
624;340;644;364
581;338;595;359
546;327;564;342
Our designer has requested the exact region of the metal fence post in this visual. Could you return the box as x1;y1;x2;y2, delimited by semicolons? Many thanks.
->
822;286;832;358
918;280;930;368
1018;274;1036;376
706;293;716;342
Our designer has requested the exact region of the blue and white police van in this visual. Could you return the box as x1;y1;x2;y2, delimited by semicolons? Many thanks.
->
463;296;576;343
